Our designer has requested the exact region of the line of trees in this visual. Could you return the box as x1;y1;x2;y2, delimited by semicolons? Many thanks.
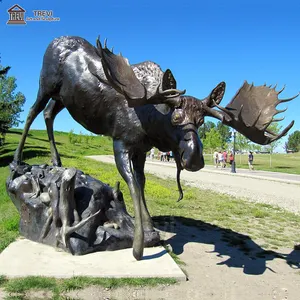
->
198;120;283;155
198;121;231;153
0;62;26;145
285;131;300;152
68;129;95;145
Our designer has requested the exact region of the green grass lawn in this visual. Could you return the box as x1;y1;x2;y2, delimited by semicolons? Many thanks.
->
204;152;300;174
0;275;176;299
0;129;300;295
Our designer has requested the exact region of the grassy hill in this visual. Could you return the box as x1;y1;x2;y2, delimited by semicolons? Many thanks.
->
0;129;113;167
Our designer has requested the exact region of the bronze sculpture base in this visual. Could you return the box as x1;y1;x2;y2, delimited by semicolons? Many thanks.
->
6;162;160;255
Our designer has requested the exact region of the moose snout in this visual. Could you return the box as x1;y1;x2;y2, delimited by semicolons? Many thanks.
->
180;132;204;172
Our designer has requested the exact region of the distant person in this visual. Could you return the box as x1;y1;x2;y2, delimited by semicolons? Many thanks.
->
213;150;218;168
248;151;254;170
166;151;171;162
163;152;167;161
161;152;167;162
157;151;161;160
150;148;155;160
217;151;223;168
222;150;228;168
169;151;174;162
229;151;234;165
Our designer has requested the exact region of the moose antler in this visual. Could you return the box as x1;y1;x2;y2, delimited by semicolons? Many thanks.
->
89;36;185;108
203;81;298;145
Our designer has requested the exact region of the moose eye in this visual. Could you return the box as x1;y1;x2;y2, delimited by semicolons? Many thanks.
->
198;118;204;127
171;110;185;125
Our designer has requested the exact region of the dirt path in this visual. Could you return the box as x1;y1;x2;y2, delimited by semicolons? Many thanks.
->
64;218;300;300
73;156;299;300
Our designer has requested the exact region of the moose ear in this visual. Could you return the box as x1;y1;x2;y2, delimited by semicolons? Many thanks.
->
203;82;226;108
162;69;177;90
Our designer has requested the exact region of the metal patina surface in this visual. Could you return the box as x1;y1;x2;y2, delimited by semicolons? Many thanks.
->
6;162;159;255
11;35;297;260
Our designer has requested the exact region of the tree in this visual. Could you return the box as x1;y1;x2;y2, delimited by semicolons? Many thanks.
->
286;131;300;152
0;66;10;76
0;53;10;77
232;132;249;164
262;122;282;167
203;128;222;153
198;121;215;140
235;132;250;153
199;121;231;149
0;65;26;144
263;123;282;154
247;142;262;152
216;121;231;148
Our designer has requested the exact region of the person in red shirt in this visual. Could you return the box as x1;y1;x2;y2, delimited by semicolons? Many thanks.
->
222;150;228;168
229;151;234;165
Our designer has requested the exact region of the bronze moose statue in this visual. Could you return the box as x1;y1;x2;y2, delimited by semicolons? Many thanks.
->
13;36;297;260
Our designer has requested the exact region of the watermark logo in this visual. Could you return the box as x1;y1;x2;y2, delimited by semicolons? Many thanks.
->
7;4;60;25
7;4;26;25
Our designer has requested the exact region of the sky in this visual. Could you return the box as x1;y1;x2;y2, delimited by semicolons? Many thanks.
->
0;0;299;151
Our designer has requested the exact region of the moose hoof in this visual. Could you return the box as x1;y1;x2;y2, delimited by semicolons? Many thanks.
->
12;159;22;166
144;230;160;247
133;248;143;261
52;160;62;167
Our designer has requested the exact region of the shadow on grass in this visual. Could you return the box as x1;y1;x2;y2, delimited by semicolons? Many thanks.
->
7;130;23;135
0;145;48;156
27;135;62;145
276;166;292;169
0;148;17;156
0;149;50;167
0;146;77;167
153;216;300;276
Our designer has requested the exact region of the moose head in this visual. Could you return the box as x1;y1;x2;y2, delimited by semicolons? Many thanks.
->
89;38;229;199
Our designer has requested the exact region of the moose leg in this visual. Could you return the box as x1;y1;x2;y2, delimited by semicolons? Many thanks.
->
132;152;154;232
14;89;50;164
113;140;144;260
43;100;65;166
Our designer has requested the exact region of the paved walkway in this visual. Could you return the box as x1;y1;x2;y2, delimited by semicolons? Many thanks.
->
88;155;300;185
147;159;300;184
87;155;300;213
